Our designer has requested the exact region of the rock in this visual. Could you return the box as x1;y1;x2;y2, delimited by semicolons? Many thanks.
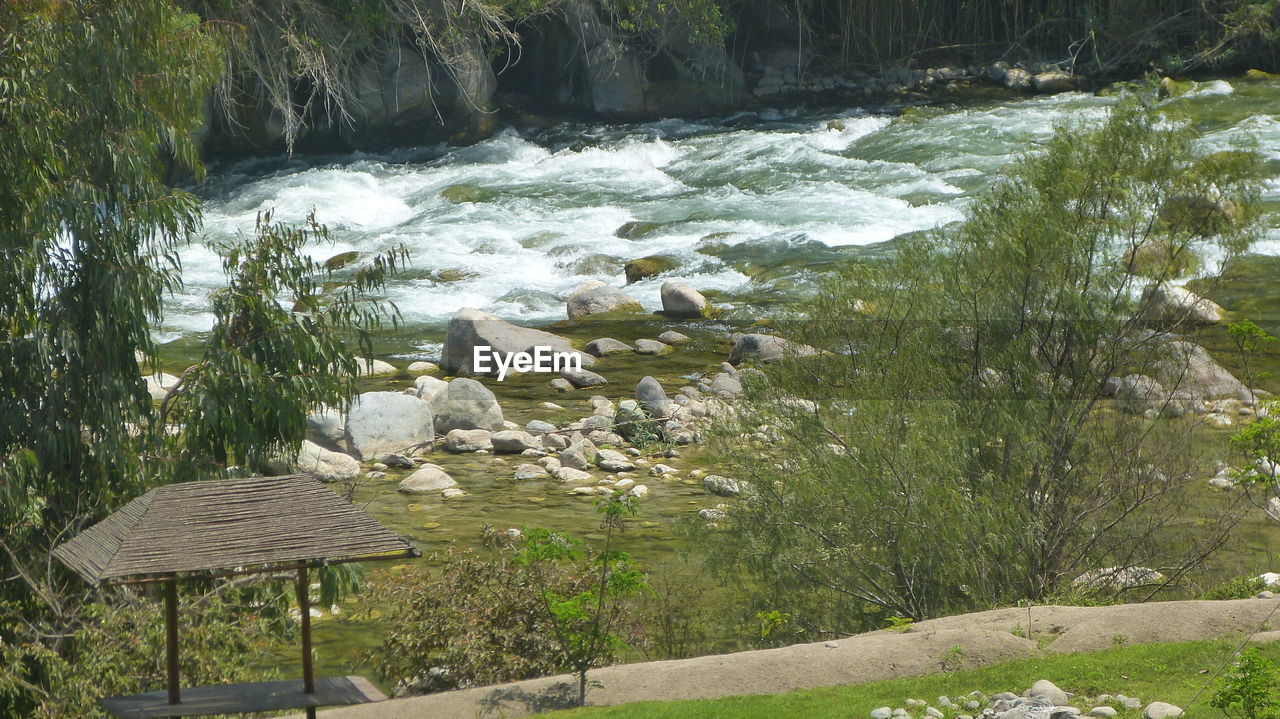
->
380;453;415;468
568;486;605;496
306;407;347;451
1140;284;1224;326
699;507;726;521
1107;374;1184;417
596;449;637;472
566;280;643;319
1033;71;1075;93
709;372;743;397
555;466;593;482
550;378;574;392
1143;703;1182;719
1160;193;1239;230
414;375;449;402
562;368;608;388
539;402;565;410
649;463;677;477
1088;708;1117;718
1260;572;1280;586
444;428;493;453
513;463;550;480
660;280;710;318
728;333;817;365
143;372;181;401
704;474;744;496
585;338;634;357
657;330;690;344
871;709;893;719
1158;76;1190;99
440;487;466;499
561;439;598;470
427;378;504;434
1123;240;1199;278
1153;341;1245;402
634;339;673;355
1028;680;1070;706
398;465;457;494
442;307;594;375
356;358;398;377
292;440;361;482
526;419;556;433
407;361;438;374
614;219;663;239
614;478;635;491
344;392;434;460
624;255;679;284
543;433;571;450
492;430;542;453
1073;566;1165;589
925;708;944;719
1117;696;1141;711
440;183;493;203
627;484;649;499
1004;67;1033;91
636;376;671;417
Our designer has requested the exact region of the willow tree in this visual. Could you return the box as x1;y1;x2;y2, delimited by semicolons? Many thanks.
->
707;97;1263;638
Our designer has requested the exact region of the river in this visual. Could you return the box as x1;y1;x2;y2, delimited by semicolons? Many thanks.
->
177;77;1280;682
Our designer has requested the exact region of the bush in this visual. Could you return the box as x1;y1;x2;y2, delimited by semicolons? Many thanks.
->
1212;648;1280;719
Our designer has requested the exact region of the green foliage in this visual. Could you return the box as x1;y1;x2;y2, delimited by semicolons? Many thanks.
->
1212;648;1280;719
371;497;646;700
705;97;1262;638
158;210;404;474
518;495;648;705
1201;576;1267;600
366;547;586;691
0;589;282;718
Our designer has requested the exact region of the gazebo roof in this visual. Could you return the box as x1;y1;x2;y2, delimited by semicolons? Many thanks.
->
53;475;418;585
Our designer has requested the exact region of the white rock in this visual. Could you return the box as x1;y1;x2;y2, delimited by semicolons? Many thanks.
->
514;463;550;480
143;372;181;401
555;466;593;482
398;465;457;494
356;358;398;377
1029;679;1069;706
345;391;434;460
294;440;361;482
406;361;439;374
1142;703;1182;719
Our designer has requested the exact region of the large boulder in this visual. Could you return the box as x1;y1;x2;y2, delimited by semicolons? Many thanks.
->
428;378;504;434
442;307;594;375
660;281;710;318
398;464;458;494
1153;341;1246;402
566;280;643;319
728;333;817;365
279;440;361;482
1140;283;1225;326
296;440;361;482
306;407;347;451
344;392;435;460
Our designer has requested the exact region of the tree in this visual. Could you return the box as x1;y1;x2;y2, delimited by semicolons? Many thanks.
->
705;96;1263;637
0;3;403;713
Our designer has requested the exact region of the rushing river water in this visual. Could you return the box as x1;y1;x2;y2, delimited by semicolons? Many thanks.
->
175;78;1280;355
182;78;1280;681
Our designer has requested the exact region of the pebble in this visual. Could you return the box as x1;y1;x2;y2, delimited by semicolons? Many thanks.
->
925;708;943;718
824;641;839;648
1089;708;1117;718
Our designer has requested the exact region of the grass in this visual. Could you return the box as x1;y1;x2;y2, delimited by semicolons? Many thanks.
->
541;638;1280;719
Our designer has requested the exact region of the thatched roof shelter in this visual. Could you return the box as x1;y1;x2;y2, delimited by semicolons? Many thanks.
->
53;474;420;718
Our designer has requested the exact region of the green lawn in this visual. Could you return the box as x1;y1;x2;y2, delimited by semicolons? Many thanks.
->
541;639;1280;719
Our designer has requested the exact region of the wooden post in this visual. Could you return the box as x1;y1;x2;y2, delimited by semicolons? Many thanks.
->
297;566;316;719
164;578;180;706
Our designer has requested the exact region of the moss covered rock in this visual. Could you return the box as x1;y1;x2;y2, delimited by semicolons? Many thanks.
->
440;184;494;204
624;255;679;284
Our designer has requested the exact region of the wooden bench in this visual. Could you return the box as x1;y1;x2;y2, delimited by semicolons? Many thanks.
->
100;675;387;718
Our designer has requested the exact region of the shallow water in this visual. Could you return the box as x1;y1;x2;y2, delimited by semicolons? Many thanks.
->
175;78;1280;682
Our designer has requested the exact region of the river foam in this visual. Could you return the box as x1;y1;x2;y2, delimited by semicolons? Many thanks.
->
169;81;1280;343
